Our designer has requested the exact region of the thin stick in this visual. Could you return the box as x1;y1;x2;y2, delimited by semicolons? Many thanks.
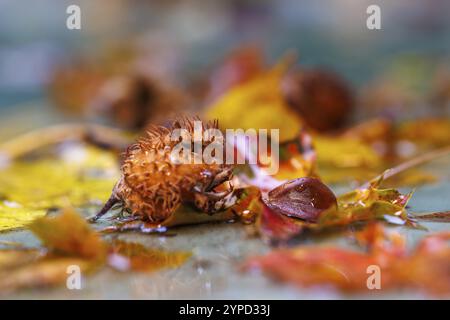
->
411;211;450;222
360;145;450;189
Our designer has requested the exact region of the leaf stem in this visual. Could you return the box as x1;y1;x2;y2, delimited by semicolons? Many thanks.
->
360;145;450;189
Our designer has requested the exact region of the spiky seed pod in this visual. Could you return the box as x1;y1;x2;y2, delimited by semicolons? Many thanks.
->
101;117;235;224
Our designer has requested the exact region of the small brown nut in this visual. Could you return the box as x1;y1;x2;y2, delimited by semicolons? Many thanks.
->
282;69;354;132
262;177;337;222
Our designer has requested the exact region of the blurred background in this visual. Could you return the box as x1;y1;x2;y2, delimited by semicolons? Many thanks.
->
0;0;449;133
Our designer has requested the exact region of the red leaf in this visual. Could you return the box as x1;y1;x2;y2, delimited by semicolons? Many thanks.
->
259;204;304;242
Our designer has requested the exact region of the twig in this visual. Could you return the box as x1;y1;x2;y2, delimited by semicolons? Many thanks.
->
360;145;450;189
411;211;450;222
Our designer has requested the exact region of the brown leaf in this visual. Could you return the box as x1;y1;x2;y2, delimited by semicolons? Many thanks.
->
108;240;191;272
0;257;93;294
29;208;107;260
244;226;450;295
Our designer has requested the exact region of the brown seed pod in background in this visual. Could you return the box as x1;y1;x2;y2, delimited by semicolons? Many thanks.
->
92;117;236;224
282;68;354;132
89;74;187;130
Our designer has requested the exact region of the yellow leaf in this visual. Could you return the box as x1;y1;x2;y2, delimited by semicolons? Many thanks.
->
314;135;382;169
0;145;119;231
206;58;303;142
0;204;46;232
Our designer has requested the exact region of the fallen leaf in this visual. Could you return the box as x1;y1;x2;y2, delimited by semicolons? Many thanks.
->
0;145;119;231
108;240;191;272
396;118;450;149
206;56;303;143
0;204;46;233
206;45;264;100
258;204;304;243
0;257;93;294
244;225;450;295
314;135;382;169
0;249;42;270
257;177;417;241
274;131;317;181
0;207;192;294
29;208;107;260
0;208;103;294
318;175;416;228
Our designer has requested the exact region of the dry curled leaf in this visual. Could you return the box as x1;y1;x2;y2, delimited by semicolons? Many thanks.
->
29;208;107;260
0;208;104;294
258;204;304;243
0;255;93;294
0;208;192;294
244;225;450;295
316;174;415;228
108;240;191;272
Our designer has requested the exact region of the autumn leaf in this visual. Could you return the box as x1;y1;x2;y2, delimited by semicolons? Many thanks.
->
258;204;304;243
29;208;107;260
257;176;418;241
274;131;318;181
0;208;104;294
0;257;93;294
0;249;42;271
0;207;192;294
244;225;450;295
314;135;382;169
108;240;191;272
318;179;415;228
0;204;46;233
0;145;119;232
396;118;450;149
206;56;303;143
206;45;264;100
